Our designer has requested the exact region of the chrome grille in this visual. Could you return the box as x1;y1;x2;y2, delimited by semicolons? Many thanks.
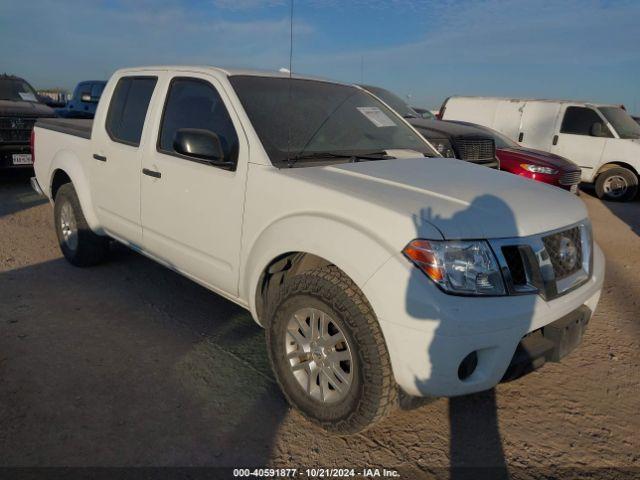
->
559;170;581;186
454;138;495;161
0;117;37;143
490;223;592;300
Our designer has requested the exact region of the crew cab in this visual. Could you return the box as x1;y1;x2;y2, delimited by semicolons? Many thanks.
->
0;74;56;170
32;66;604;433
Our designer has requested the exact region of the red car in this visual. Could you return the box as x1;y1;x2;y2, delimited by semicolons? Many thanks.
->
451;121;582;193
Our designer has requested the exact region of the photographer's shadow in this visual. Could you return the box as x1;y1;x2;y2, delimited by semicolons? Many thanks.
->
407;194;537;480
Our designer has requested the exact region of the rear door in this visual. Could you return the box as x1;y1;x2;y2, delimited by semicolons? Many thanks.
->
90;75;159;244
442;97;499;127
140;73;248;296
518;101;561;151
551;105;610;180
492;100;525;141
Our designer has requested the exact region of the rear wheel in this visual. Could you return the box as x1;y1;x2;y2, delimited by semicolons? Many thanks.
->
595;167;638;202
266;266;397;434
54;183;108;266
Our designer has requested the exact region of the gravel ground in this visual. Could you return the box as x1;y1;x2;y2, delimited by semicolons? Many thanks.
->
0;170;638;478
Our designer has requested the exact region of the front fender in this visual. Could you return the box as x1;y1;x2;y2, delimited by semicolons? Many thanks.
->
241;213;397;325
48;150;102;233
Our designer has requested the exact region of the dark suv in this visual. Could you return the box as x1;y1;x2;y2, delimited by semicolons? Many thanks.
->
0;74;56;169
360;85;498;169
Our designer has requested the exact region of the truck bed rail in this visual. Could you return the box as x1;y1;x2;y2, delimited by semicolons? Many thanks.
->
36;118;93;140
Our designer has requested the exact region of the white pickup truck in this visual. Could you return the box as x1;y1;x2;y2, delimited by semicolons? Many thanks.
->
32;66;604;433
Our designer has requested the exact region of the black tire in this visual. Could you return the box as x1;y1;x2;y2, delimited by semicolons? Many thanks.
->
266;265;397;434
54;183;108;267
595;167;638;202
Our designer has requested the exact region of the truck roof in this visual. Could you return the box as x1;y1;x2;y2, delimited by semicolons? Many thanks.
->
113;65;348;86
446;95;619;109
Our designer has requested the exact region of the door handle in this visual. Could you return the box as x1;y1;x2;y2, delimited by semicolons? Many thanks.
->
552;135;559;146
93;154;107;162
142;168;161;179
518;132;524;142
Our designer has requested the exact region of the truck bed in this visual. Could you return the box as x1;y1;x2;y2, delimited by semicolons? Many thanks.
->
36;118;93;140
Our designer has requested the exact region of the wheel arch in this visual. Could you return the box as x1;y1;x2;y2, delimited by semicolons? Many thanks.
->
48;150;102;233
242;214;395;327
596;161;639;177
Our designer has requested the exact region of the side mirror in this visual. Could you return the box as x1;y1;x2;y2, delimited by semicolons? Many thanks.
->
173;128;225;162
590;122;604;137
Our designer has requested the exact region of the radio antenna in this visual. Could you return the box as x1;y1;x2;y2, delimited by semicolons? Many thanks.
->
289;0;294;77
286;0;294;167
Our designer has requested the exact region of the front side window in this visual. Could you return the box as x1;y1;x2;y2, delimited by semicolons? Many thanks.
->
158;78;239;164
229;76;433;166
598;107;640;139
560;106;612;137
106;76;157;146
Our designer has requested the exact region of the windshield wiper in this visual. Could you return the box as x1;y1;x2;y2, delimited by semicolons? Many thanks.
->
287;150;391;167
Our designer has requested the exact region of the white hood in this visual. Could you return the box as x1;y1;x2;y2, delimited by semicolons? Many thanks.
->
300;157;588;240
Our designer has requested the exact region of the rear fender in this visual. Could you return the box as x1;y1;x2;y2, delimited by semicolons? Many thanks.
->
48;150;102;233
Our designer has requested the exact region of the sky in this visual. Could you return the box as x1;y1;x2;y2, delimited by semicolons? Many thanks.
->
1;0;639;111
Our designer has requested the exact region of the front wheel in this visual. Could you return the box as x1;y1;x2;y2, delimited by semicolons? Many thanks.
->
54;183;108;266
595;167;638;202
266;266;397;434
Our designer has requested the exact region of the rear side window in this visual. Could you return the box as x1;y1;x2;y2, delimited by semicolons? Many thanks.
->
158;77;239;164
560;106;612;137
106;77;157;146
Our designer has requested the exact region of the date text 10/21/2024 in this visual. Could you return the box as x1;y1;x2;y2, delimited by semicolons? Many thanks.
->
232;468;401;478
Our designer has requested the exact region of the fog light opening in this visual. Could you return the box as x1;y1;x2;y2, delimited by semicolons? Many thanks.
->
458;351;478;380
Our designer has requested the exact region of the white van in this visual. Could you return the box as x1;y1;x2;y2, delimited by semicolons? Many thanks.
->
440;96;640;201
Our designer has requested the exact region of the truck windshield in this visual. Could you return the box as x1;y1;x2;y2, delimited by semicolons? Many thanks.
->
598;107;640;139
229;76;434;166
0;78;39;102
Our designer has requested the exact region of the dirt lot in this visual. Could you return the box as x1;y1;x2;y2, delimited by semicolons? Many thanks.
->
0;170;638;478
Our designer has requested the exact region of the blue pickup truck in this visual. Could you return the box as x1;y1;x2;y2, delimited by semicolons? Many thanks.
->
55;80;106;119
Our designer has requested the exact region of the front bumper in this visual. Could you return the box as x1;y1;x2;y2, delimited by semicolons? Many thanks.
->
362;242;604;397
500;305;591;382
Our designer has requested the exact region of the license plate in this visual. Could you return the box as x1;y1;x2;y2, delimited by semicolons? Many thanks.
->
12;153;32;165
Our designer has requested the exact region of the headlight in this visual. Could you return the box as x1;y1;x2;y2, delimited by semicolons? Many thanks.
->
429;138;456;158
520;163;558;175
403;239;506;296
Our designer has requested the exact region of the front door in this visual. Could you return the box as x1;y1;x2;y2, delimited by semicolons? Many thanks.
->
551;106;610;181
140;74;248;296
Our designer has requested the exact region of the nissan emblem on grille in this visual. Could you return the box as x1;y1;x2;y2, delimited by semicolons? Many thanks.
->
558;236;579;272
